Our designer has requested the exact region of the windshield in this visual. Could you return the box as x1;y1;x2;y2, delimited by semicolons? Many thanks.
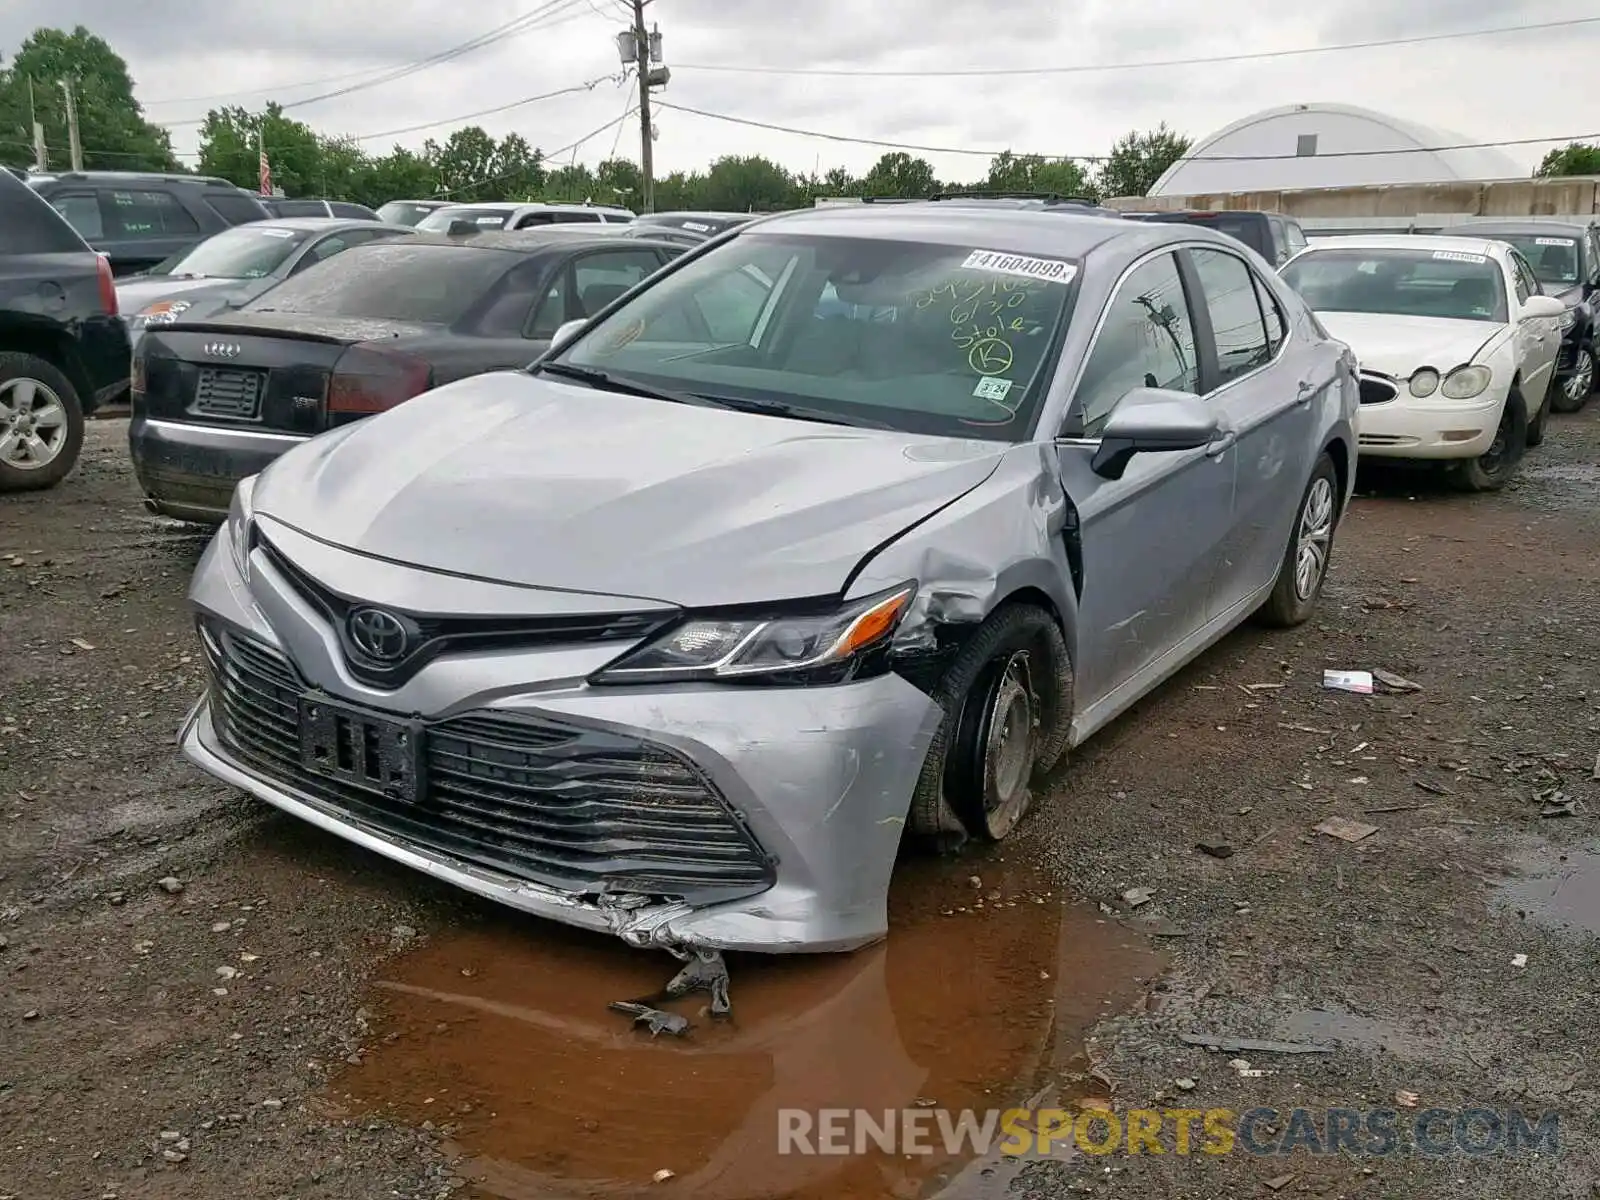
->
244;243;515;324
555;233;1079;440
148;225;311;279
415;206;510;233
1485;234;1580;286
376;201;444;226
1281;248;1509;323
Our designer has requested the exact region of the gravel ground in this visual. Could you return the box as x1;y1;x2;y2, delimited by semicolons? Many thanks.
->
1;411;1597;1200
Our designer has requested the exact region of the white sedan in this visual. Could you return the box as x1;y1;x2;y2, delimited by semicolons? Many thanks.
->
1281;234;1566;490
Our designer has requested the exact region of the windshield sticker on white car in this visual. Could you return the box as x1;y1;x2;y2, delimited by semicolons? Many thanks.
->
1432;250;1487;264
681;221;710;232
961;250;1078;284
476;216;504;225
1535;237;1575;247
973;375;1013;402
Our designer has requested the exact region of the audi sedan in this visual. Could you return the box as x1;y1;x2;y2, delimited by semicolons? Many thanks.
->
181;203;1358;957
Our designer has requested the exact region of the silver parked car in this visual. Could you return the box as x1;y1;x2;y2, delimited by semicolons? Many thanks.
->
181;204;1358;959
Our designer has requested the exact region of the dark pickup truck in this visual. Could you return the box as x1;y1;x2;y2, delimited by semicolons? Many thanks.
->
0;166;131;491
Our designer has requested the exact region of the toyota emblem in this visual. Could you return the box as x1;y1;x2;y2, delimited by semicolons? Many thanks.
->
348;607;410;662
203;341;242;359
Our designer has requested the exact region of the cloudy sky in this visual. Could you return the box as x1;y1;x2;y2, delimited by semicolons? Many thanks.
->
4;0;1595;182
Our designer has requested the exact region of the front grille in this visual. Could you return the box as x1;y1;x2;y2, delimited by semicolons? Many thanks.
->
1358;373;1398;406
199;623;774;898
192;367;266;420
257;535;674;689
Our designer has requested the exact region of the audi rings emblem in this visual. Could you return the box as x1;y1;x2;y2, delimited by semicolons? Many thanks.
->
203;341;242;359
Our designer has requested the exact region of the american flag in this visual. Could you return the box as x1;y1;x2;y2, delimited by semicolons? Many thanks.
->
258;147;271;196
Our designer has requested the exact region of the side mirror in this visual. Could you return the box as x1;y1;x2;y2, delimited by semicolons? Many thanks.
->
1087;388;1218;481
551;318;587;347
1520;294;1568;321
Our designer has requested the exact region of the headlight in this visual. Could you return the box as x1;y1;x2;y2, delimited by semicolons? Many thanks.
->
1559;308;1576;331
592;583;916;685
225;476;256;579
1440;365;1491;400
135;299;192;328
1408;368;1440;397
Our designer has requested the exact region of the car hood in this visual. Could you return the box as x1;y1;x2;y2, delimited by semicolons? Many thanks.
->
116;276;262;314
1315;312;1503;377
252;371;1008;608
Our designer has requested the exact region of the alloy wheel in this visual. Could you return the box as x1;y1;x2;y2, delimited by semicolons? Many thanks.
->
0;377;70;471
1293;475;1336;601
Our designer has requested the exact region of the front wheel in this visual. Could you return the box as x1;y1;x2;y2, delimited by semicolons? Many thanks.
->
1257;451;1340;628
0;353;85;493
1550;344;1595;414
906;603;1073;845
1450;392;1525;492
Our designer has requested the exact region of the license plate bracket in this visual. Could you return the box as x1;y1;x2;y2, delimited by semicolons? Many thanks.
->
297;695;423;803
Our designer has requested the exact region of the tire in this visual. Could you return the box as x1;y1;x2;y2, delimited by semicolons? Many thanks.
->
1450;390;1526;493
906;603;1073;846
1257;451;1340;629
0;352;85;493
1549;343;1595;414
1526;384;1549;448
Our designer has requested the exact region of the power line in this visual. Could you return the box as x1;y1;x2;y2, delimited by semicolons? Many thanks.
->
153;0;591;125
346;75;623;142
674;15;1600;78
653;100;1600;164
435;104;637;197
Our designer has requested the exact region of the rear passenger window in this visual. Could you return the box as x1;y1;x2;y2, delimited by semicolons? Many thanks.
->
101;190;200;238
1190;247;1273;388
50;193;103;240
206;193;269;225
1254;273;1286;355
552;211;602;224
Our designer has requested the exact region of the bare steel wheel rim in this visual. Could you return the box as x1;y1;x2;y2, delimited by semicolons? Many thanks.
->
0;377;69;471
982;653;1036;817
1477;402;1515;476
1565;349;1595;404
1293;475;1335;601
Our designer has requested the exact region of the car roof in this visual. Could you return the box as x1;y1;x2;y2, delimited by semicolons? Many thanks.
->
1294;233;1510;258
351;230;678;255
32;169;241;189
434;201;626;214
735;203;1171;260
638;211;751;222
1458;220;1590;237
237;217;402;233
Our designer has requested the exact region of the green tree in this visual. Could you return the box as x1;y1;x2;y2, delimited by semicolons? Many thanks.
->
543;162;595;203
819;166;857;196
861;151;937;198
197;102;324;195
0;26;177;172
699;154;797;212
652;169;704;210
593;157;641;208
426;126;542;202
1094;123;1191;199
982;151;1091;197
354;145;439;208
1535;142;1600;177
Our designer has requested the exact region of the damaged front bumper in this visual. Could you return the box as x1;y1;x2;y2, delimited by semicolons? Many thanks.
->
182;535;944;954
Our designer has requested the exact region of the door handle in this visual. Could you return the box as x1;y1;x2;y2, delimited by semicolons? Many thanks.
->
1296;379;1318;404
1205;429;1238;458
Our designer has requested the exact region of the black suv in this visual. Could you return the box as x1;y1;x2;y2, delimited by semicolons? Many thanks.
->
262;197;381;221
1122;210;1309;269
1459;219;1599;412
0;168;131;491
26;171;272;276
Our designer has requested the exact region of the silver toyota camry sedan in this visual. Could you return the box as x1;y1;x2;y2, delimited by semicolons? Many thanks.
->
181;202;1358;959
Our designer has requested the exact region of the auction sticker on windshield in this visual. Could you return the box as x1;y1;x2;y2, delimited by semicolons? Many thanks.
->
1432;250;1487;264
1536;237;1575;247
961;250;1078;284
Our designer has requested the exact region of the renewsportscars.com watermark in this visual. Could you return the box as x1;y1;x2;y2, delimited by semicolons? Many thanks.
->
778;1107;1561;1158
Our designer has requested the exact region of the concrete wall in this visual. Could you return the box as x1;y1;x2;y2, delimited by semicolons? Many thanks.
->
1107;177;1600;221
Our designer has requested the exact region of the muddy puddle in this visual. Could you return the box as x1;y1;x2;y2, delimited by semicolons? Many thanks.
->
329;856;1164;1200
1493;842;1600;937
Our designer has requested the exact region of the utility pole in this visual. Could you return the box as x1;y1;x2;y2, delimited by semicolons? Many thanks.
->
58;78;83;172
28;77;46;171
617;4;668;215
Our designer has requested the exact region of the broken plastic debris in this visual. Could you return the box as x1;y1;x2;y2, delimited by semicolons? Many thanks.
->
664;948;732;1016
1315;816;1379;843
1395;1090;1420;1108
1372;668;1421;693
1511;953;1528;969
1323;669;1373;694
652;1168;675;1183
607;1001;689;1037
1121;887;1154;908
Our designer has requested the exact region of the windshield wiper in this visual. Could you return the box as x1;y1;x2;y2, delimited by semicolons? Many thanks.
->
706;395;896;430
532;361;736;410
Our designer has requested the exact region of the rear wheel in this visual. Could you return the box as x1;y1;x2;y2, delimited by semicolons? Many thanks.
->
0;353;85;493
1450;392;1525;492
1550;344;1595;414
1257;452;1340;628
906;603;1073;845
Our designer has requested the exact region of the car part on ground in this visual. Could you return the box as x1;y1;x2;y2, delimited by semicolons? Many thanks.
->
0;168;130;492
26;171;272;276
180;203;1357;955
1281;234;1564;491
129;231;684;522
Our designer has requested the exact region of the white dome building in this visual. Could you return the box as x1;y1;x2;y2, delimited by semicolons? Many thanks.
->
1149;103;1525;197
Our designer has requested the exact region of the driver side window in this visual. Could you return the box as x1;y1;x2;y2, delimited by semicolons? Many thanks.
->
1072;252;1199;438
1509;254;1534;303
